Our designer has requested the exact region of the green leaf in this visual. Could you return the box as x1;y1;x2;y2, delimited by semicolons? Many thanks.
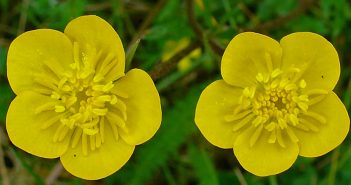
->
189;145;219;185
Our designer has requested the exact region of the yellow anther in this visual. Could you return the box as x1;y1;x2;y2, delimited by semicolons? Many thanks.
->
299;80;306;88
92;108;108;116
83;128;99;136
252;116;264;127
110;95;118;104
103;82;114;92
285;84;297;91
243;87;251;97
270;79;279;89
271;69;283;79
58;77;68;89
51;92;61;99
256;73;264;82
55;105;66;113
93;74;104;82
92;84;104;91
264;122;276;131
279;78;289;88
96;95;112;102
288;114;299;126
62;85;72;92
278;118;287;129
297;102;308;112
66;96;77;107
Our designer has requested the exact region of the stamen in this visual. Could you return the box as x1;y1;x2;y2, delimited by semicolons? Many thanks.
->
308;95;326;105
299;118;319;132
224;109;251;122
268;130;277;143
41;114;64;130
306;89;329;96
264;52;273;72
35;102;57;114
108;121;119;141
95;133;102;148
90;135;96;151
58;126;70;142
55;105;66;113
100;117;105;143
276;128;286;148
82;134;88;156
286;127;299;142
71;128;82;148
303;111;327;124
232;114;255;131
250;124;264;147
53;124;65;142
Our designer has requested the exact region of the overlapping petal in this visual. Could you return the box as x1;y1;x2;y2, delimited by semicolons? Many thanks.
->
195;80;243;149
7;29;73;94
112;69;161;145
221;32;282;88
6;91;70;158
64;15;125;81
280;32;340;91
60;124;134;180
294;92;349;157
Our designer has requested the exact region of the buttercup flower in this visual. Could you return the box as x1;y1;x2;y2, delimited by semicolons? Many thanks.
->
195;32;349;176
6;15;161;180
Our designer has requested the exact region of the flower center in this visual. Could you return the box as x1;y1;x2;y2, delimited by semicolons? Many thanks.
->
33;42;126;155
225;68;329;148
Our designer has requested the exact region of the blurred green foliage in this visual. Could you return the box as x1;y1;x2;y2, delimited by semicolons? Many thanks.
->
1;0;351;185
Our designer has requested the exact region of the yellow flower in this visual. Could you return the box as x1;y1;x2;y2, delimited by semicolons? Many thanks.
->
6;15;162;180
195;32;349;176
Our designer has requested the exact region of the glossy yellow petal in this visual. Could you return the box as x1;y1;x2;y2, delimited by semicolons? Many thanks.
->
60;124;134;180
295;92;349;157
234;126;299;176
195;80;243;149
64;15;125;81
111;69;161;145
280;32;340;91
6;91;69;158
221;32;282;88
7;29;73;95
